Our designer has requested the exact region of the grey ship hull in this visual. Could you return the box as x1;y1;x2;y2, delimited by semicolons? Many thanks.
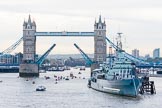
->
90;78;141;97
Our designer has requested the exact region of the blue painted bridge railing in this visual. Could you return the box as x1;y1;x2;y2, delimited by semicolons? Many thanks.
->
35;32;94;37
136;65;162;68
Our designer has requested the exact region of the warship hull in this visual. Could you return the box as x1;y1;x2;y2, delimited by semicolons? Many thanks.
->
90;78;141;97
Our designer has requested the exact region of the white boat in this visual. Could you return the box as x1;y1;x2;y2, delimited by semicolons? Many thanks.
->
80;66;85;70
36;86;46;91
48;66;64;71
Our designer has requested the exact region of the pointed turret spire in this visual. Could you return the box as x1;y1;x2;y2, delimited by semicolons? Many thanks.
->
99;15;102;23
94;18;97;26
23;20;26;26
28;14;31;24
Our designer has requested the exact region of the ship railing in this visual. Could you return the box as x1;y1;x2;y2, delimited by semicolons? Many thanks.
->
118;70;136;79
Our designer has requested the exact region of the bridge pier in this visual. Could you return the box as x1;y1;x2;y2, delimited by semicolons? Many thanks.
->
19;64;39;77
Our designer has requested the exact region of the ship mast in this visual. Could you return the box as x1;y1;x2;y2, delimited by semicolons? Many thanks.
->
116;32;123;50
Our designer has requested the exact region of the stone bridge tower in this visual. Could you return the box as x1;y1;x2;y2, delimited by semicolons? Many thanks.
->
92;15;107;70
19;15;39;77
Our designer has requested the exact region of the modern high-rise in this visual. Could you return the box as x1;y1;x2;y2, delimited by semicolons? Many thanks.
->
153;48;160;58
132;49;139;58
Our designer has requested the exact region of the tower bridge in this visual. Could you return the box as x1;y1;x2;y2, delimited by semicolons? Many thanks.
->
1;15;161;77
19;15;107;77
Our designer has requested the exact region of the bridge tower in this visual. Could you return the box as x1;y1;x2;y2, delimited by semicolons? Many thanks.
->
92;15;107;70
19;15;39;77
94;15;107;63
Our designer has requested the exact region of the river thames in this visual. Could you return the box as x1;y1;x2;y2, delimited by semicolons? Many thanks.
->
0;68;161;108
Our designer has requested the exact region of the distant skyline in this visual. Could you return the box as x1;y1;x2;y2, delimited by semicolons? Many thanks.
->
0;0;162;57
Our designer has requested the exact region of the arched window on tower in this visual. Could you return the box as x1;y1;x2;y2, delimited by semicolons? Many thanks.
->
26;48;30;52
27;25;30;29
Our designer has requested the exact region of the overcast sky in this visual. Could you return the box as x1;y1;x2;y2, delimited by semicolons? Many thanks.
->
0;0;162;57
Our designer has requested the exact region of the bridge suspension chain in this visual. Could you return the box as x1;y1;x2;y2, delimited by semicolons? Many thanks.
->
2;37;23;54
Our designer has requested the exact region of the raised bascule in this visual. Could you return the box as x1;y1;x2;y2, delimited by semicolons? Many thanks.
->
19;15;107;77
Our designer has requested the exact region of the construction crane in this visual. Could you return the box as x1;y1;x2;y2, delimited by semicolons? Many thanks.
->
2;37;23;54
36;44;56;66
74;43;94;65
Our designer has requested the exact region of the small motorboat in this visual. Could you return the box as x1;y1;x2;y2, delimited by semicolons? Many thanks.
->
78;72;82;74
70;72;74;77
80;66;85;70
157;70;162;74
44;76;50;80
36;86;46;91
65;77;69;80
32;81;35;84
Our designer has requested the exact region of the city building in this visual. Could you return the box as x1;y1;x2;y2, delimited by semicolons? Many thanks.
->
153;48;160;58
132;49;139;58
145;54;150;59
0;53;23;64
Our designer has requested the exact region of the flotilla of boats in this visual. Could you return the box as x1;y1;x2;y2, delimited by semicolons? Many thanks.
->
47;66;86;72
73;66;86;70
48;66;65;71
47;66;71;71
79;66;86;70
